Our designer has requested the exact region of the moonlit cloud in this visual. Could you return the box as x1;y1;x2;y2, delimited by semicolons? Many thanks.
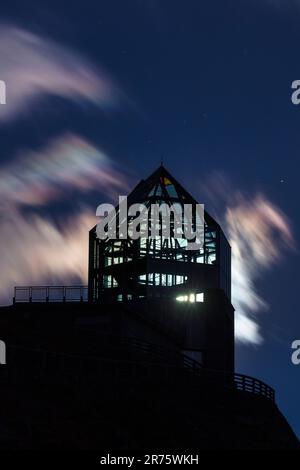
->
0;210;95;305
0;25;130;305
226;194;294;345
0;133;128;208
201;173;295;345
0;25;117;120
0;132;130;305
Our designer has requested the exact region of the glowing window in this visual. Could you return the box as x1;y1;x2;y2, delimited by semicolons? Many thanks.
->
176;292;204;303
176;295;188;302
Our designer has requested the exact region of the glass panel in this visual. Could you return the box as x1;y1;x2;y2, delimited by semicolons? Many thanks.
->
156;185;163;196
148;185;156;196
166;184;178;198
104;275;118;288
175;275;184;285
105;257;112;266
138;274;147;284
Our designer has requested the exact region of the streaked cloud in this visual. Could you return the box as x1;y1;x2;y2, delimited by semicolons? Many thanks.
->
0;25;129;305
0;25;117;121
0;132;130;305
202;173;295;345
0;133;128;208
227;194;294;345
0;210;94;305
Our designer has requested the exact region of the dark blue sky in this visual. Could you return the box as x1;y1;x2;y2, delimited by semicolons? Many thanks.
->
0;0;299;437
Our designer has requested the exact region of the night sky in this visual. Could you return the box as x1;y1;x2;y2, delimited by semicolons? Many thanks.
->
0;1;299;437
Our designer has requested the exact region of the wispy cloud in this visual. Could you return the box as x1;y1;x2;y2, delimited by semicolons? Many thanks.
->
227;194;294;345
0;25;117;120
0;132;130;305
0;25;129;305
0;210;94;305
0;133;128;208
202;173;295;345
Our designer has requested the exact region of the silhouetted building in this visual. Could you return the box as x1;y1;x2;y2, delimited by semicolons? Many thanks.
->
0;165;298;450
89;165;233;373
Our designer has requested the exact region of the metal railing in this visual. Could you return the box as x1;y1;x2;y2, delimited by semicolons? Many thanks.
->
2;340;275;402
234;372;275;401
11;288;275;402
13;286;88;304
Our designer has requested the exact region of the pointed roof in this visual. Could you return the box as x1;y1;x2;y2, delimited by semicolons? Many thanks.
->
125;164;219;228
90;164;220;233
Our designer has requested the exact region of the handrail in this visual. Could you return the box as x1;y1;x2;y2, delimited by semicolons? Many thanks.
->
11;287;275;402
3;341;275;402
13;286;88;303
234;372;275;401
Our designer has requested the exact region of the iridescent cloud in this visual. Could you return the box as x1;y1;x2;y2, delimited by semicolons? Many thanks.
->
0;133;128;208
0;25;117;120
0;132;130;305
226;194;294;344
201;173;295;345
0;24;128;305
0;210;94;305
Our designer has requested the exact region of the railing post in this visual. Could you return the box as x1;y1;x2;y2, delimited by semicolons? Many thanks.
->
29;287;32;303
46;286;49;303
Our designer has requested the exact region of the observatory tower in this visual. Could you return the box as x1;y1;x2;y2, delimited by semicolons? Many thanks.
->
88;165;234;374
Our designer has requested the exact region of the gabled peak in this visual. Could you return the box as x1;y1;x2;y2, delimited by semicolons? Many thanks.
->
128;164;196;206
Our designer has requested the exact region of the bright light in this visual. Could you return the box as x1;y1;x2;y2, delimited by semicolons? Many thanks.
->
176;292;204;303
196;293;204;302
176;295;188;302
